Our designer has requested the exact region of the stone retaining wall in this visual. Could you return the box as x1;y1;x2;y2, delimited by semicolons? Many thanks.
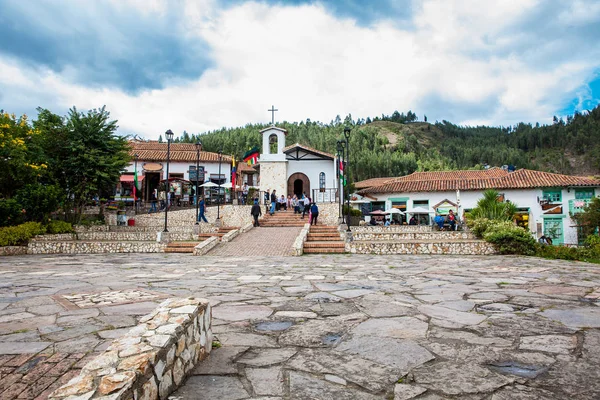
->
352;231;476;241
221;228;239;243
193;236;219;256
292;224;311;256
315;203;339;226
347;240;497;255
28;241;166;254
0;246;28;256
49;297;212;400
351;225;433;233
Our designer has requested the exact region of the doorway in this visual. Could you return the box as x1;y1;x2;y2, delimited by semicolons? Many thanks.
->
287;172;310;198
144;173;161;201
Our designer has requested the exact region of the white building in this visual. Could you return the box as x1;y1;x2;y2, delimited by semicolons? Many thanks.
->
120;141;232;202
258;126;338;201
357;168;600;245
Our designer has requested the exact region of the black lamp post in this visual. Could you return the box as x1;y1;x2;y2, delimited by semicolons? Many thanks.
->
336;140;344;222
344;127;351;232
133;153;139;215
216;148;223;220
163;129;174;233
195;141;202;224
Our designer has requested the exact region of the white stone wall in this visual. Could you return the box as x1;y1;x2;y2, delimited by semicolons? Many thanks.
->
347;240;497;255
287;158;337;196
49;298;212;400
313;203;339;226
28;241;166;254
260;162;288;199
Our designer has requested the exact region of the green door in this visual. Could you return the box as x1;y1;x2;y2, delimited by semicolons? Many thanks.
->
544;218;564;245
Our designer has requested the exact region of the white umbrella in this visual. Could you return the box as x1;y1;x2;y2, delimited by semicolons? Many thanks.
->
200;182;219;187
387;208;405;215
408;206;434;214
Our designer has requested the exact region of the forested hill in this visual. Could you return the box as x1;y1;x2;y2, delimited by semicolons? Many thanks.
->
170;106;600;182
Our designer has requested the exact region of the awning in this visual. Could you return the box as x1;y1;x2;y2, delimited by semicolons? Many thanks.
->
120;175;145;183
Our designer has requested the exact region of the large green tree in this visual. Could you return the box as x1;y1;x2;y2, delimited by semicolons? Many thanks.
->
35;106;130;222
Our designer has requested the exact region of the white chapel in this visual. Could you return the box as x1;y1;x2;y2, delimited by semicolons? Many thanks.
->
258;125;338;201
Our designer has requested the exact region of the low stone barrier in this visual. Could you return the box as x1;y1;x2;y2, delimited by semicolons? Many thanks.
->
193;236;219;255
28;241;166;254
0;246;28;256
221;228;239;243
351;225;433;233
347;240;497;255
292;223;311;256
49;297;212;400
240;222;253;233
352;231;476;241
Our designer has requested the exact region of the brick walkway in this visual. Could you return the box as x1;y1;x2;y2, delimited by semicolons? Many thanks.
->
208;227;302;256
0;352;95;400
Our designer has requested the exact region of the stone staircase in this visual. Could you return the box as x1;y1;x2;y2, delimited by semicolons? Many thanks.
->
303;225;346;254
164;241;203;253
259;210;306;227
165;227;239;254
197;226;239;241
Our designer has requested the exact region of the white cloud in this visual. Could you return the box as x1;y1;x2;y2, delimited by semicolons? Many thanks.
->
1;0;599;137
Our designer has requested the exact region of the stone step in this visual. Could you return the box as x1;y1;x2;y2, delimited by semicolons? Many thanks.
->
164;247;195;253
303;241;345;248
166;242;201;248
307;234;341;241
303;247;345;254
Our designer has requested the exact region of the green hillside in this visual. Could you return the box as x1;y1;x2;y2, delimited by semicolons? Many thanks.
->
175;106;600;182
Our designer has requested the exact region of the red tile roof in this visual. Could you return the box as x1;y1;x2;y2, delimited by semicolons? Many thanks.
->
360;168;600;194
283;143;335;159
237;162;257;173
129;141;232;163
354;177;397;189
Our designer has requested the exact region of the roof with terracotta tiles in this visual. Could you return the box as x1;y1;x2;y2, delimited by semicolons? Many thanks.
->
283;143;335;159
354;177;398;189
129;141;232;163
359;168;600;194
237;162;258;173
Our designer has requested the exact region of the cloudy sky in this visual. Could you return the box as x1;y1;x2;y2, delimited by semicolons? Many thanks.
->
1;0;599;139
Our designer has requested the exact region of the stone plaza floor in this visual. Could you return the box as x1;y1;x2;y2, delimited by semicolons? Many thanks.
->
0;253;599;399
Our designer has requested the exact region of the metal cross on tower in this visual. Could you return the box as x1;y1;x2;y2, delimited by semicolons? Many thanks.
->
268;105;278;125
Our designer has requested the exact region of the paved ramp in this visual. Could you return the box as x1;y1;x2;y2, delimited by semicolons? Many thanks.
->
208;226;302;257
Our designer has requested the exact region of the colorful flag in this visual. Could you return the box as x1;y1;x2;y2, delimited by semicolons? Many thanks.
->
243;147;260;166
133;164;139;201
339;159;346;186
231;156;237;190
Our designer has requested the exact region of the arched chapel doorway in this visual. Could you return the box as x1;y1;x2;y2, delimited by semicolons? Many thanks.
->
287;173;310;198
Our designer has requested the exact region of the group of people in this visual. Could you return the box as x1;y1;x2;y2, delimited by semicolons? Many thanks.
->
252;189;319;226
433;209;457;231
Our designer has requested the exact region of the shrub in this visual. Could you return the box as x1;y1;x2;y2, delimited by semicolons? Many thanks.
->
536;243;600;264
468;218;492;238
0;222;46;246
15;184;63;223
343;205;363;217
482;221;537;255
45;220;74;234
0;198;24;227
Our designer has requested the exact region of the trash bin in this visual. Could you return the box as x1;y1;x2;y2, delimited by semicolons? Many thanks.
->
127;218;135;226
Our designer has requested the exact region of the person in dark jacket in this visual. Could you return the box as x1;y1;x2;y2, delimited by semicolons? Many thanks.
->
270;190;277;215
310;202;319;225
197;196;208;223
251;198;262;227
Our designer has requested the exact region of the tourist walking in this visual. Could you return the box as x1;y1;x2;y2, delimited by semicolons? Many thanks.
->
301;195;310;219
149;189;158;213
264;190;270;214
197;196;208;223
270;190;277;215
310;201;319;225
159;189;166;211
250;198;262;227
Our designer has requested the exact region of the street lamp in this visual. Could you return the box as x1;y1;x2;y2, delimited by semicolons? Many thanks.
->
344;127;351;232
216;148;223;220
195;141;202;224
336;140;345;222
163;129;174;233
133;153;139;215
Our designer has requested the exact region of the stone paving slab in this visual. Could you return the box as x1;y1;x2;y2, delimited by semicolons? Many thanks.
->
0;253;599;399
